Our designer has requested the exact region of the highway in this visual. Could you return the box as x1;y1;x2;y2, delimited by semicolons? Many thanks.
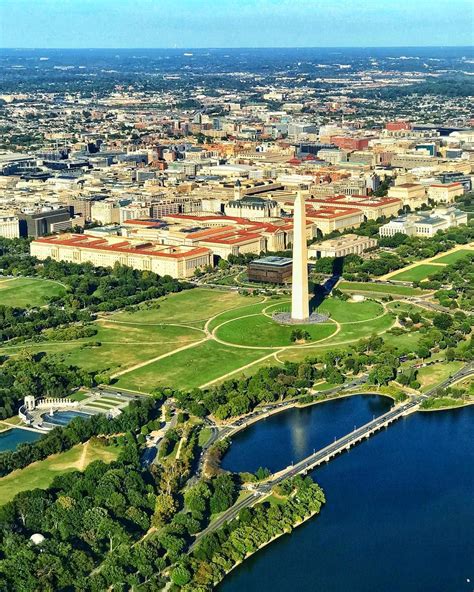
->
424;362;474;396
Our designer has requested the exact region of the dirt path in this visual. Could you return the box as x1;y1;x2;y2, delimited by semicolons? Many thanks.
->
111;337;208;378
199;349;284;388
98;319;206;333
77;441;90;471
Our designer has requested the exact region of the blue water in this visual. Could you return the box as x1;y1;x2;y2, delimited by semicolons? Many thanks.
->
222;395;392;474
0;427;42;452
219;399;474;592
42;410;91;427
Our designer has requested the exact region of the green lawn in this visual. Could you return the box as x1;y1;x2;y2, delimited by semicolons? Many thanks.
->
317;298;383;323
198;427;212;447
264;297;384;323
110;288;259;328
417;361;464;392
389;264;444;283
207;299;281;333
386;301;430;315
313;381;338;391
0;277;66;308
115;340;270;391
1;321;203;375
383;331;422;354
69;391;90;402
429;249;473;265
338;281;424;296
213;355;284;385
0;439;120;506
326;312;394;344
215;314;337;347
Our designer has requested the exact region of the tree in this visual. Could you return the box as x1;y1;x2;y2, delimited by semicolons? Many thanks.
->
171;564;192;586
152;493;176;527
184;481;211;520
210;474;236;515
433;313;453;331
370;364;396;386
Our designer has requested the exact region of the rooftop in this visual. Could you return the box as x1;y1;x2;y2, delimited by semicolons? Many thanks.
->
250;256;293;267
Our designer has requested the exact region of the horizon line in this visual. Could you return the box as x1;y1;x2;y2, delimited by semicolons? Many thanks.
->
1;45;473;51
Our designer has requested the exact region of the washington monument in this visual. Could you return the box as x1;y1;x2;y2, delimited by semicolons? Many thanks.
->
291;191;309;320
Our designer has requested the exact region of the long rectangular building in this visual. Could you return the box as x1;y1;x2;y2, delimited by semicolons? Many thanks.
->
31;234;211;279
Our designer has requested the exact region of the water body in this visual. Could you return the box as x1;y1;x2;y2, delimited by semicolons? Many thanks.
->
222;395;393;474
220;399;474;592
0;427;42;452
42;410;92;427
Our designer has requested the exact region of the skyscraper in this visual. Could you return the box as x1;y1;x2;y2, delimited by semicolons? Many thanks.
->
291;191;309;320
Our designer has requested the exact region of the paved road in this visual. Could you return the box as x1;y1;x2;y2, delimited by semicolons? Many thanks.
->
424;362;474;397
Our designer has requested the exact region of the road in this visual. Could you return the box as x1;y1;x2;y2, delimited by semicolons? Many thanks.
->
424;362;474;396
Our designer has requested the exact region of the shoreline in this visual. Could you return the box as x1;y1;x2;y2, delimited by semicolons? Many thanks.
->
212;507;321;588
419;399;474;412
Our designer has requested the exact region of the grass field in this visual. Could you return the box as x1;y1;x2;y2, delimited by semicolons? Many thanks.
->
0;277;66;308
338;281;424;296
0;286;416;394
114;296;398;392
0;439;120;506
429;249;473;265
1;321;204;375
327;312;394;343
116;340;270;391
417;361;464;392
110;289;260;328
215;315;337;347
383;331;422;354
389;264;444;283
313;381;338;391
318;298;383;323
207;299;278;333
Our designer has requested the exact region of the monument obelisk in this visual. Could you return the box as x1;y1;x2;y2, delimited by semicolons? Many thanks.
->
291;191;309;321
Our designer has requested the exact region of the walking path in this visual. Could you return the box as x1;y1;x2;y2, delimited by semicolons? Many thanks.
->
111;337;208;378
199;350;284;388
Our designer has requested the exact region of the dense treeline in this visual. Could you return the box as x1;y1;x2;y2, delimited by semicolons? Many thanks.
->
364;76;474;98
0;237;191;348
422;254;474;311
0;407;235;591
0;305;92;343
0;394;162;477
0;435;162;591
0;352;90;421
174;364;317;420
182;476;325;590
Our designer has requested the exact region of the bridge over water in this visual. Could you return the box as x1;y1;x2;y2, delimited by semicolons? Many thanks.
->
191;397;422;547
192;362;474;547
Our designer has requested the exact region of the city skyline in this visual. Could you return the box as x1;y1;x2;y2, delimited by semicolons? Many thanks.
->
0;0;472;49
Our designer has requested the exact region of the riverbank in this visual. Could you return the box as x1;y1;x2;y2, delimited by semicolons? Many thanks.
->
216;506;321;587
217;385;399;436
419;397;474;412
186;477;325;590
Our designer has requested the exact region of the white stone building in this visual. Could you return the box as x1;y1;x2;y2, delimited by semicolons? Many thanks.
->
379;206;467;238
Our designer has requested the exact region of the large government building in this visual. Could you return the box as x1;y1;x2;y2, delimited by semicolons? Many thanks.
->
31;234;212;278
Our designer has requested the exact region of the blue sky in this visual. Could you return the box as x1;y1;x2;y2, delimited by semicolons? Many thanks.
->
1;0;472;48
